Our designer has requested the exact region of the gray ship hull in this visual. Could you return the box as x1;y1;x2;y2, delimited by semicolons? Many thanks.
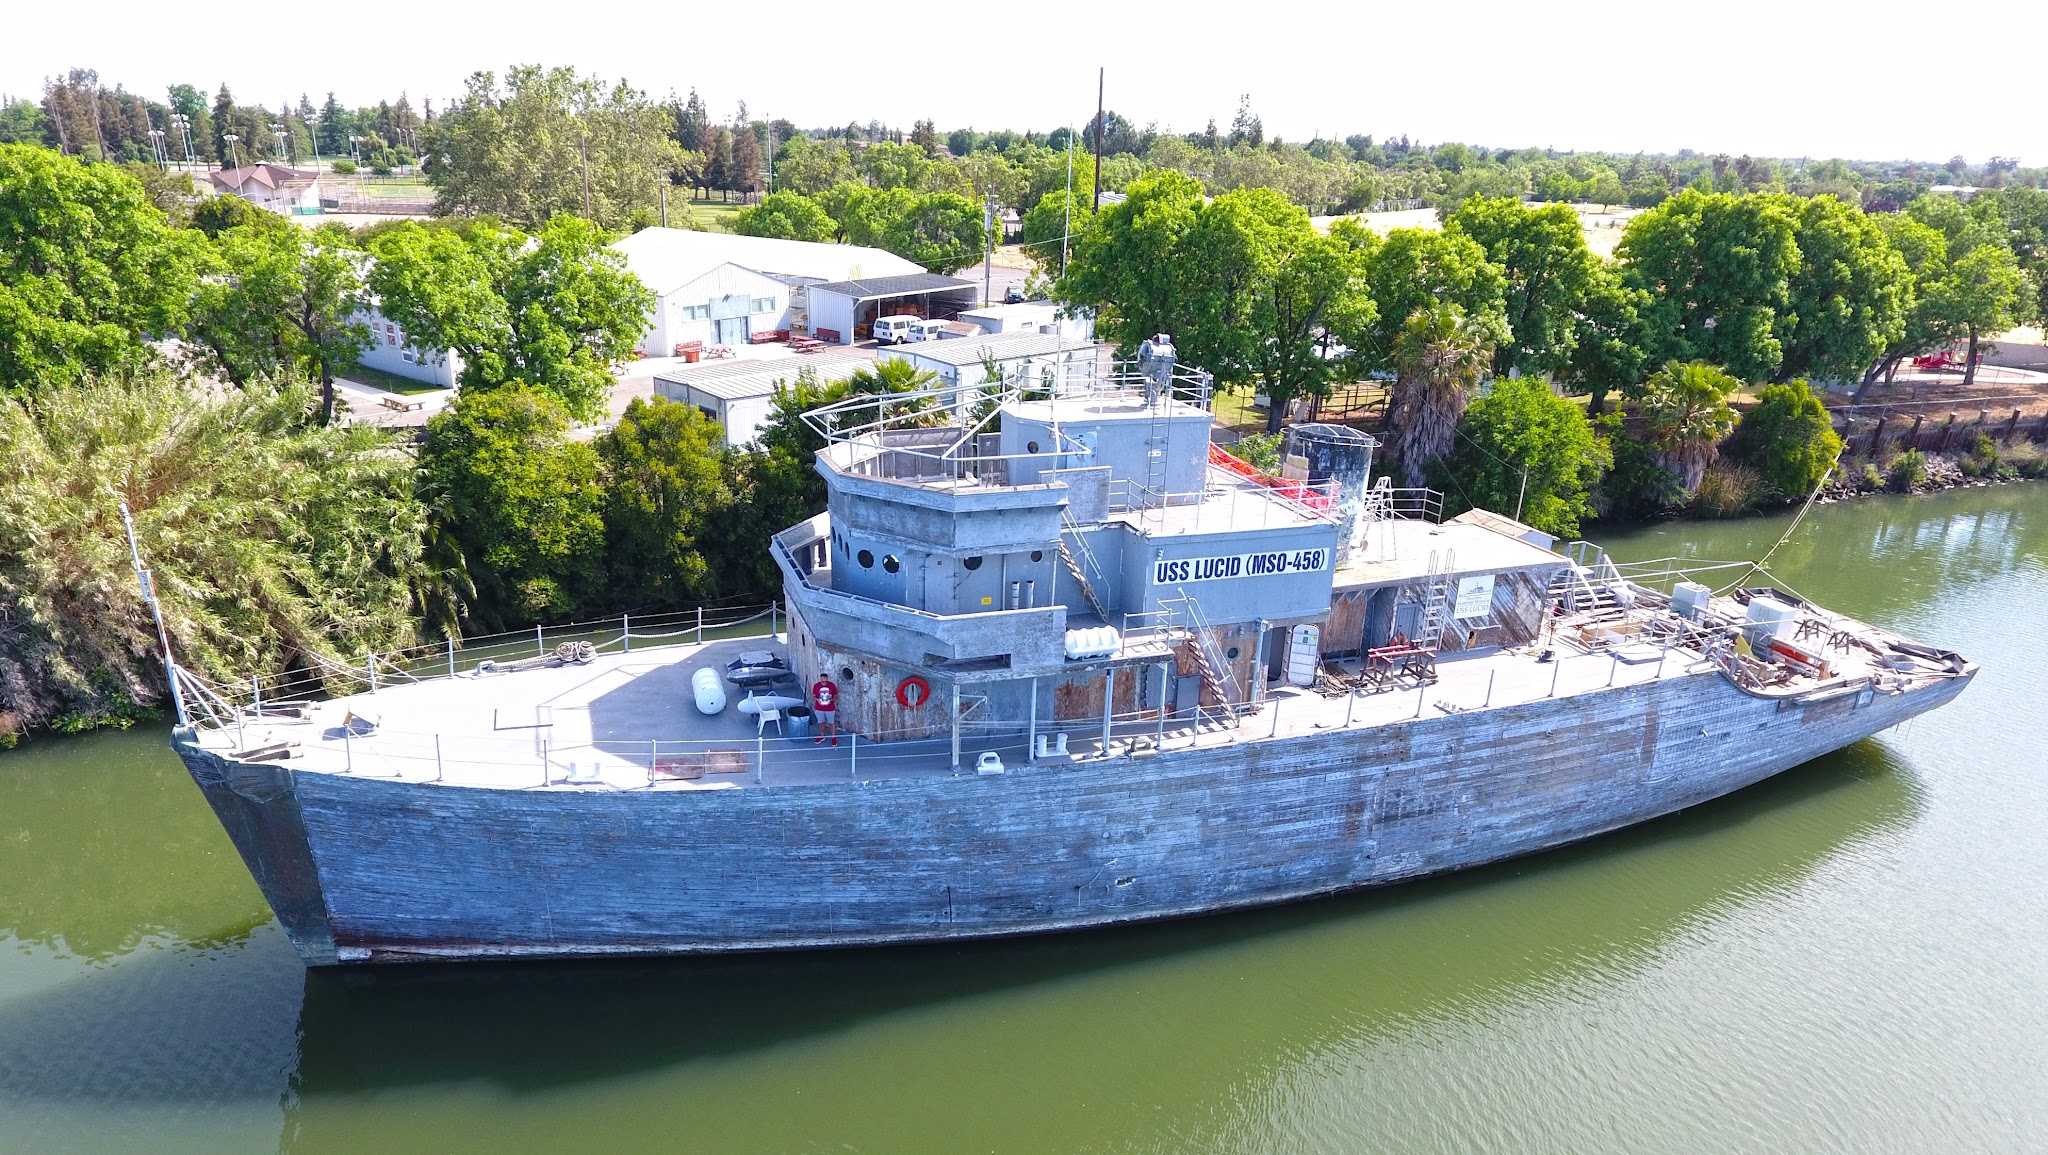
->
174;664;1971;966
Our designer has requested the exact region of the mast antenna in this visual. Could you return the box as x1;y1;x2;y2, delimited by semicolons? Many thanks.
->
120;502;190;726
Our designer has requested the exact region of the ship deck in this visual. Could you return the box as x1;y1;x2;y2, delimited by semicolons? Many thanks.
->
185;587;1959;794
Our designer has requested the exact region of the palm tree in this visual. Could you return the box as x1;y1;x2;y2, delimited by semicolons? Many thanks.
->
1388;302;1493;486
1639;360;1740;495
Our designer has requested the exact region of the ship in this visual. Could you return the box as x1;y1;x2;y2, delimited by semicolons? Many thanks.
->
167;341;1975;965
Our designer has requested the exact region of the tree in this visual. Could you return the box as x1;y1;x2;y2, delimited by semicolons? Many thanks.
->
883;191;987;274
597;396;737;607
0;144;203;394
826;183;916;247
1445;196;1599;377
368;216;652;422
420;386;606;624
188;222;370;422
957;148;1027;212
861;140;935;190
731;191;837;242
1616;189;1799;382
727;110;762;199
1387;302;1493;485
1560;265;1655;414
672;89;708;153
1922;243;2026;388
1022;188;1092;274
425;65;685;230
1771;194;1909;384
1638;360;1740;495
0;373;431;734
1730;380;1843;501
908;118;941;156
1337;222;1510;376
772;135;859;196
1057;169;1207;352
1436;377;1610;537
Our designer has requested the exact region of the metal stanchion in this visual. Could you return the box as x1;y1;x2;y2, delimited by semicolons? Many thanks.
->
623;613;631;654
447;637;456;678
1483;670;1495;707
435;734;444;783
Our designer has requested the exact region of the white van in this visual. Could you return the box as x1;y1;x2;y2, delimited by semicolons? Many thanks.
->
911;318;949;342
873;315;920;344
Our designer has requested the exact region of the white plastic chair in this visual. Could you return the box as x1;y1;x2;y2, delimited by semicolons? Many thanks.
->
756;707;783;737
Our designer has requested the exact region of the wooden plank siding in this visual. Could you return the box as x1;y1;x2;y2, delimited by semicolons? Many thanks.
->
176;667;1971;966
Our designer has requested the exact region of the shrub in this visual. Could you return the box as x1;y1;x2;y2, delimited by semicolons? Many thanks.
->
1730;380;1844;502
1860;462;1886;491
1595;429;1684;521
2006;442;2048;479
1887;449;1928;493
370;162;393;176
1958;434;2001;479
1692;462;1767;518
1432;377;1609;538
1232;431;1283;473
330;159;357;174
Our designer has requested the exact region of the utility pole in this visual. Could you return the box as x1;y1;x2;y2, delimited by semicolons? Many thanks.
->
659;182;669;228
579;137;592;218
1092;67;1104;212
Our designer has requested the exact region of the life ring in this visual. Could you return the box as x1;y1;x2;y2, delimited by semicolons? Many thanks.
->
896;675;932;709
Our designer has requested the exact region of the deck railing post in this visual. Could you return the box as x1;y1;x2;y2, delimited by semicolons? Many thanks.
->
697;606;704;644
756;728;765;784
541;737;549;786
343;728;352;773
1483;670;1494;708
1549;657;1562;697
252;676;262;718
1414;683;1426;719
649;739;657;786
536;624;545;657
623;613;631;654
447;636;455;678
1609;653;1619;687
367;651;377;694
1270;694;1281;737
850;730;857;778
435;734;444;783
771;601;779;641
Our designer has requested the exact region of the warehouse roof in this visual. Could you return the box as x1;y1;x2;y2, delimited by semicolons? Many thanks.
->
806;272;977;300
652;351;870;402
888;332;1103;368
609;229;923;295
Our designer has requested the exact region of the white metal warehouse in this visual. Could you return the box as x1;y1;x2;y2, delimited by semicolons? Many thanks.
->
651;352;871;446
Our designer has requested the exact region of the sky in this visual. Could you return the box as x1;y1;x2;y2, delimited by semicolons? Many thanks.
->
5;0;2043;165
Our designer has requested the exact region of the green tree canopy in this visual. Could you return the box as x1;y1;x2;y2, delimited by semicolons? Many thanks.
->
1771;194;1909;384
1388;301;1494;485
367;216;652;422
0;143;204;393
1435;376;1610;537
419;386;606;624
188;222;371;422
1730;380;1843;501
882;191;987;274
1616;189;1799;382
1638;360;1741;494
1444;196;1599;378
731;191;837;242
425;65;686;231
0;373;429;732
597;397;737;607
1336;221;1510;376
1021;188;1093;274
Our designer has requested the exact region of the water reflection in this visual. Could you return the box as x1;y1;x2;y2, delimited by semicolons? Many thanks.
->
286;745;1913;1109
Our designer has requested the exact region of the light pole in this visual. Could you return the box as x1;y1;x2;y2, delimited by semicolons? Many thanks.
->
271;121;289;164
223;133;240;169
349;135;363;165
170;113;194;168
148;128;168;170
306;115;321;170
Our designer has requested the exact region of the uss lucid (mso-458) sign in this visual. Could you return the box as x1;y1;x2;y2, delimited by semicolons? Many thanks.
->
1154;548;1331;585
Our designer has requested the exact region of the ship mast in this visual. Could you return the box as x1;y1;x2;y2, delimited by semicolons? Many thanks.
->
120;502;190;726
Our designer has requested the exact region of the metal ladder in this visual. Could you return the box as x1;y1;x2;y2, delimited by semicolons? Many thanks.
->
1058;534;1109;621
1175;590;1242;707
1417;549;1454;649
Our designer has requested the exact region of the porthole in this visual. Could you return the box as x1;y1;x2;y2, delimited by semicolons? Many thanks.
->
858;549;874;569
1027;440;1040;453
839;666;854;681
1030;550;1044;562
883;555;901;574
963;556;984;571
1226;646;1241;660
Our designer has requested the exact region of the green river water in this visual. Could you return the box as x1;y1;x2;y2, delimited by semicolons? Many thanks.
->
3;485;2044;1153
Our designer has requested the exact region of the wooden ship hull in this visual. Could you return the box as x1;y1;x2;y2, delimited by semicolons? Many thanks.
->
172;659;1970;967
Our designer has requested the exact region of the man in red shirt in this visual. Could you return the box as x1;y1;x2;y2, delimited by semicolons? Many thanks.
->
811;675;839;746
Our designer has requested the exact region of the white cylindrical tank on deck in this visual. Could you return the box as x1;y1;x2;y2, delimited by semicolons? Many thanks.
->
691;668;727;715
1064;626;1121;660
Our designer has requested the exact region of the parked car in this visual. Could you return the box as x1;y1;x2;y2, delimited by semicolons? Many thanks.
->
873;314;920;344
1003;285;1028;304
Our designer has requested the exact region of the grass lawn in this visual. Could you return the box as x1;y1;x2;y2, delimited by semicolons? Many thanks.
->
686;197;745;233
1213;389;1267;434
358;182;433;198
337;363;449;395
